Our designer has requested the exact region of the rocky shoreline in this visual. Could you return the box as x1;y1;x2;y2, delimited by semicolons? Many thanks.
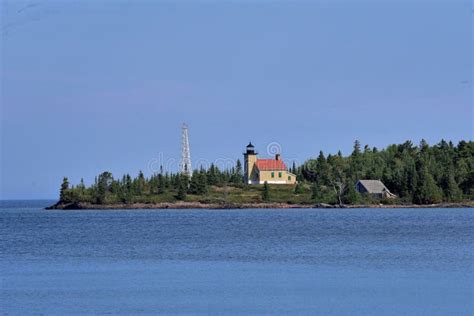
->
46;201;474;210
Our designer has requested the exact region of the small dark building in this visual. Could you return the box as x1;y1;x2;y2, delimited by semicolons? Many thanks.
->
355;180;396;199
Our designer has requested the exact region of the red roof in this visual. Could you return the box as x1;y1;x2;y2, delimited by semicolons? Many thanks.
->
255;159;287;171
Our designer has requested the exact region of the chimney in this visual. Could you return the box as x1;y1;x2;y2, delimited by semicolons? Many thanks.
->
275;154;281;161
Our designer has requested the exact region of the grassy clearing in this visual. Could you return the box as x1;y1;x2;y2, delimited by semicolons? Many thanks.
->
113;184;313;205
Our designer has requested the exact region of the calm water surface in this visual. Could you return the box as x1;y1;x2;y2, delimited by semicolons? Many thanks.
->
0;200;473;315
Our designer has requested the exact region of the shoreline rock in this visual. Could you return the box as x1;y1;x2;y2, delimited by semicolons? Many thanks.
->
46;201;474;210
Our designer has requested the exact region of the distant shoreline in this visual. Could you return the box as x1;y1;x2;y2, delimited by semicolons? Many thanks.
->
46;201;474;210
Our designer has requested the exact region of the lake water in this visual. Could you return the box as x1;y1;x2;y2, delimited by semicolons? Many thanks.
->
1;200;473;315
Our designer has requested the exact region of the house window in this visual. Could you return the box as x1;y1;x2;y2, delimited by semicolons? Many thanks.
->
288;176;291;181
278;172;282;178
271;172;274;178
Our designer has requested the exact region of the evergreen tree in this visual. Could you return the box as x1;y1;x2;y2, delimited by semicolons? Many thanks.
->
342;183;361;204
294;182;304;194
262;181;270;202
444;174;463;202
199;171;209;194
311;182;319;200
207;163;218;185
176;175;187;201
110;180;120;195
235;159;243;176
301;159;318;182
60;177;70;202
157;174;165;194
352;140;361;156
350;140;364;181
76;178;86;200
413;162;443;204
118;174;133;204
232;160;244;184
135;171;146;195
53;139;473;205
315;151;328;184
78;178;85;191
188;173;199;194
419;139;429;152
96;171;113;204
172;173;181;190
188;171;208;195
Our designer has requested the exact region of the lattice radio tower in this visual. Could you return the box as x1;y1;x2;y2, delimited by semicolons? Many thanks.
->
180;123;193;177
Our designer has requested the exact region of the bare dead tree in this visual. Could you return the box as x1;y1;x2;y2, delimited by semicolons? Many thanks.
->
332;180;346;206
329;156;347;206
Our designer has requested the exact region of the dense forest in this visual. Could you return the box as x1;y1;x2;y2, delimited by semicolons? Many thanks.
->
58;140;473;206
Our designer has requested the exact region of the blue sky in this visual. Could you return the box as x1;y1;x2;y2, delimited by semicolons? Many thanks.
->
1;0;472;199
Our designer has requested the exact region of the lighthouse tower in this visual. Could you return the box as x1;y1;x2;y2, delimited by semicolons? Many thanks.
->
243;142;257;184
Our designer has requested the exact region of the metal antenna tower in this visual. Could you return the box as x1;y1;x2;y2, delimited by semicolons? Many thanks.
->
180;123;192;177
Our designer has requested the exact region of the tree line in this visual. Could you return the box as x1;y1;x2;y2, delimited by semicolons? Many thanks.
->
296;139;473;204
58;139;473;205
59;161;245;204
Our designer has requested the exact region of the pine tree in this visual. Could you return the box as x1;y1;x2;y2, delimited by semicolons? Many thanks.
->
343;183;361;204
413;162;443;204
77;178;86;199
120;174;133;203
78;178;85;190
188;172;199;194
294;182;304;194
352;140;361;157
316;151;328;184
96;171;113;204
172;173;181;190
207;163;218;185
198;171;208;194
235;159;243;176
176;175;187;201
52;139;473;205
350;140;364;181
232;160;244;184
157;174;165;194
60;177;69;202
444;174;463;202
262;181;270;202
311;182;318;200
135;171;146;195
188;171;208;195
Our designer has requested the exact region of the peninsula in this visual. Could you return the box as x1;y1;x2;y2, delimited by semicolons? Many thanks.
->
47;139;473;210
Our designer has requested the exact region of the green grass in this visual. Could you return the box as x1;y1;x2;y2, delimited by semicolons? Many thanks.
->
183;184;314;205
79;184;315;205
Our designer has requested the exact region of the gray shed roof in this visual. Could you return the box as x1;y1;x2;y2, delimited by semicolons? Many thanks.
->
357;180;390;194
